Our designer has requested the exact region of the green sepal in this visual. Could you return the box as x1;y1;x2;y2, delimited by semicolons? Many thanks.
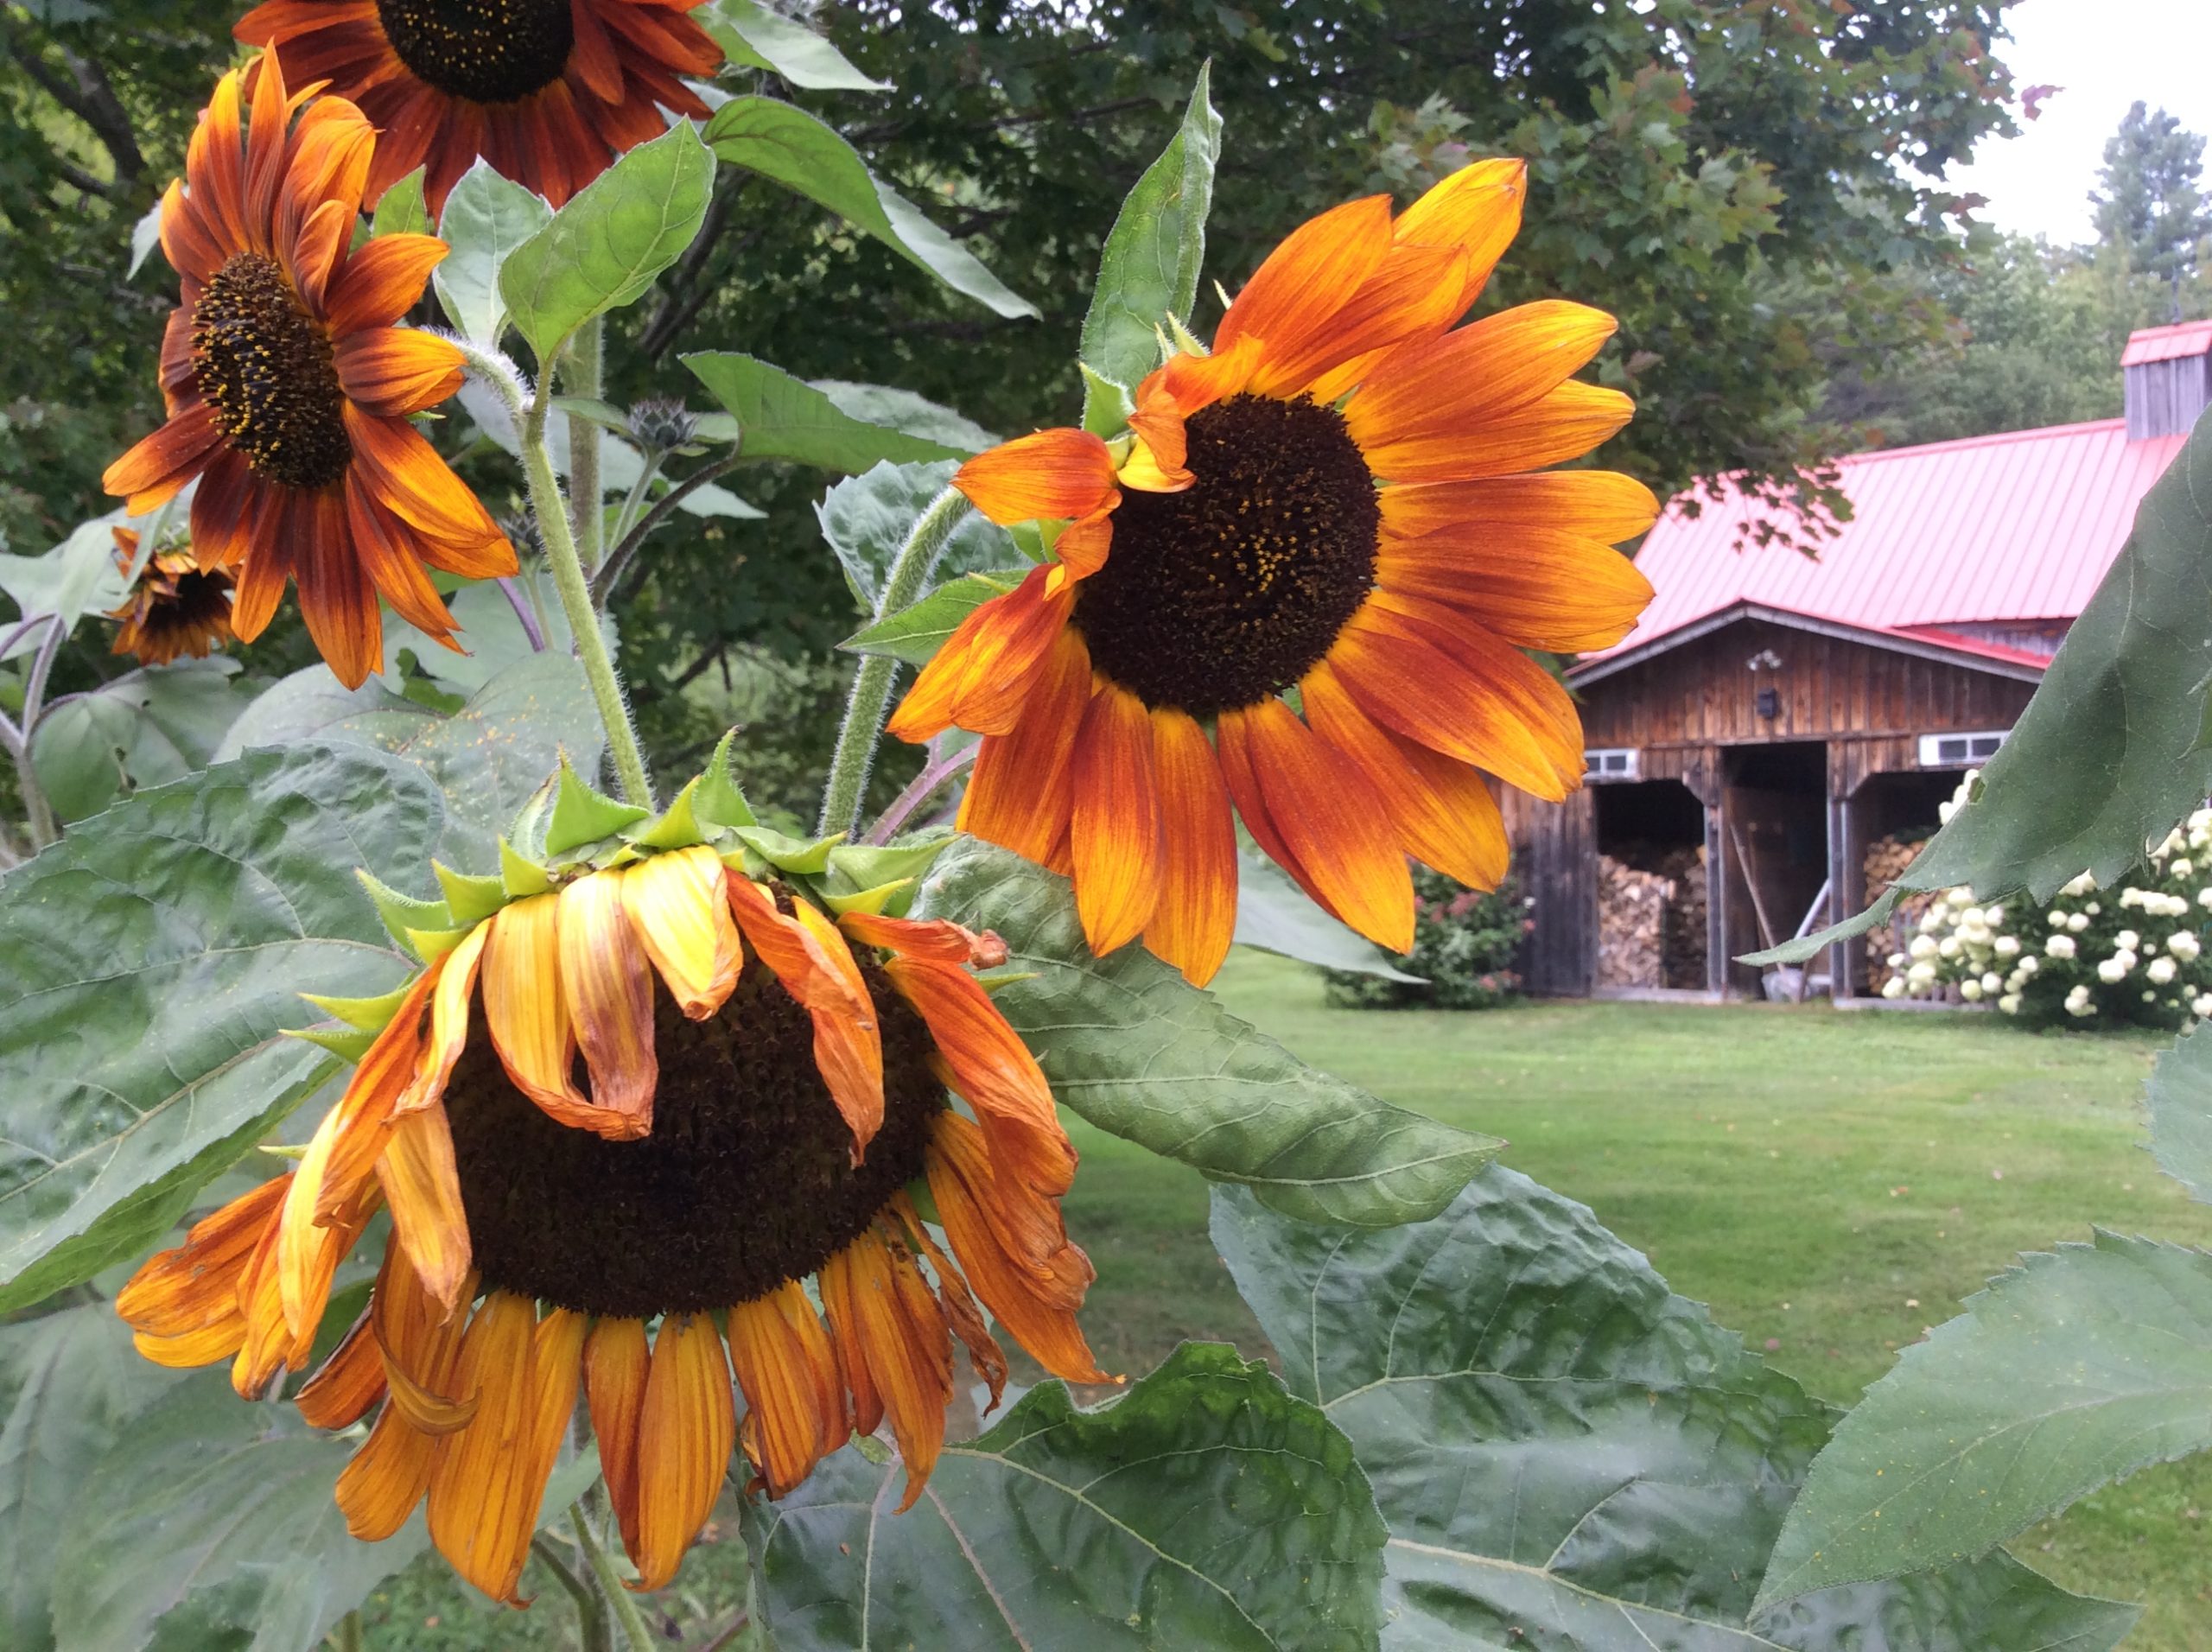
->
282;1024;379;1063
406;924;476;960
1164;313;1205;357
734;824;842;874
544;757;650;855
692;730;757;831
972;969;1040;994
1078;362;1135;437
827;836;952;898
817;878;913;917
505;772;559;861
1007;520;1051;564
433;861;509;926
716;842;771;880
499;836;551;899
625;776;710;851
851;1433;893;1466
257;1141;310;1162
296;981;416;1033
904;1175;941;1226
355;868;451;956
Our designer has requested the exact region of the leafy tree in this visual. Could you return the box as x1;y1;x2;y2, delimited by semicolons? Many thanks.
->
2091;99;2210;327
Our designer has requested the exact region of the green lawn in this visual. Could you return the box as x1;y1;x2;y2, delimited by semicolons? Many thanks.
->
366;950;2212;1649
1061;951;2212;1651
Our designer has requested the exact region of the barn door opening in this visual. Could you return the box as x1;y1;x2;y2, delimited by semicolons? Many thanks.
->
1847;767;1965;996
1592;780;1709;991
1720;742;1830;995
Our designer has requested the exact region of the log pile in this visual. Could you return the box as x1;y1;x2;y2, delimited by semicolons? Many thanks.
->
1597;855;1673;988
1862;834;1936;989
1655;845;1709;989
1598;846;1711;989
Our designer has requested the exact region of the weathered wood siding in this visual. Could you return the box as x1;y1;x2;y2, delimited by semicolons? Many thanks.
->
1504;787;1594;995
1580;620;2037;751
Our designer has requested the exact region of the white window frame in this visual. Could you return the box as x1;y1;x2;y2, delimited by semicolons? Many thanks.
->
1916;730;2006;768
1584;747;1641;782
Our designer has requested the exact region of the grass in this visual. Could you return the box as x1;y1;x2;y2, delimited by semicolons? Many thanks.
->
368;950;2212;1649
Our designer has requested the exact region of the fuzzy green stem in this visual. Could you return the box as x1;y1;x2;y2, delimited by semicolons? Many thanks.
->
9;615;64;848
819;486;974;836
566;318;606;571
331;1610;364;1652
531;1533;610;1652
520;376;655;809
569;1504;657;1652
608;450;664;548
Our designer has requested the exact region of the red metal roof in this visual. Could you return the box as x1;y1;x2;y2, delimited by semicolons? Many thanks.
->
1581;418;2186;670
2122;320;2212;367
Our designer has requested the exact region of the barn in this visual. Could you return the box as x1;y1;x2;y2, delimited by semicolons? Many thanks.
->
1505;320;2211;1001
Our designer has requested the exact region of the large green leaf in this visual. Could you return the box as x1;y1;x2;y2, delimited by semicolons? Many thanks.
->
500;122;715;362
1077;65;1221;431
0;1306;180;1651
49;1370;429;1651
815;459;1014;609
30;658;257;823
1754;409;2212;964
842;571;1020;664
216;652;602;870
0;745;443;1312
434;159;552;346
686;353;970;473
702;0;889;89
2150;1020;2212;1202
702;98;1036;318
755;1342;1386;1651
370;165;430;239
1758;1230;2212;1611
0;510;135;655
914;837;1500;1225
1214;1172;2139;1650
810;381;995;454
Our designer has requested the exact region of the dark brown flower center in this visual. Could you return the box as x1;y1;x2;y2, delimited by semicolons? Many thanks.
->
444;953;943;1318
1074;393;1381;715
376;0;575;104
191;252;352;490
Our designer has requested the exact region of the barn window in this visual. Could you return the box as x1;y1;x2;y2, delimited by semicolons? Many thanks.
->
1916;730;2006;767
1585;747;1640;781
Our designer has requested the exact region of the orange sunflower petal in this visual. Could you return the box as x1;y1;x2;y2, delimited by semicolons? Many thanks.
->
297;1307;386;1430
484;893;596;1134
620;844;743;1020
402;919;487;1114
1301;660;1510;890
727;1283;849;1496
586;1316;652;1560
1249;238;1470;401
1069;681;1162;956
952;428;1118;525
1127;334;1266;483
377;1104;471;1313
724;874;884;1156
117;1174;289;1339
1355;378;1634;485
956;623;1090;870
322;232;449;336
630;1313;736;1593
103;402;221;513
1346;300;1619;450
427;1293;544;1605
1376;468;1660;545
334;329;467;418
1374;525;1655;652
1236;696;1414;953
888;565;1076;741
1215;194;1394;378
1143;708;1238;987
823;1229;950;1512
556;870;659;1138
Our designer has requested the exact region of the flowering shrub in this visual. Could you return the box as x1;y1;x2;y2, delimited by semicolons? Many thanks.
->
1326;869;1529;1010
1885;780;2212;1026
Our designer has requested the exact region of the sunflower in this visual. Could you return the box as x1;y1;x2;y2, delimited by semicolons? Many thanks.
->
106;527;237;665
887;162;1659;986
116;777;1102;1604
235;0;722;213
101;54;516;690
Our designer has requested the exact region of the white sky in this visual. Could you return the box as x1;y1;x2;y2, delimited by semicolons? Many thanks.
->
1943;0;2212;245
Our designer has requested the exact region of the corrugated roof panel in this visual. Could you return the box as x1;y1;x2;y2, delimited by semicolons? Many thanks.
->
1589;419;2188;662
2122;321;2212;367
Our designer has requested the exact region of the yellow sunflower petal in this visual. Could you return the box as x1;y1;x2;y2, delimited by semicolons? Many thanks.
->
556;870;658;1138
621;844;744;1020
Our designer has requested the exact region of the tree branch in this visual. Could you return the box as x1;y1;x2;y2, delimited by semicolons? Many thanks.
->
11;32;147;186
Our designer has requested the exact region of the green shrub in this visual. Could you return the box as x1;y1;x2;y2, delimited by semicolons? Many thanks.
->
1325;868;1529;1009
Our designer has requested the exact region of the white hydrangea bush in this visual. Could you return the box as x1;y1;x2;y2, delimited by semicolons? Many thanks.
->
1882;781;2212;1028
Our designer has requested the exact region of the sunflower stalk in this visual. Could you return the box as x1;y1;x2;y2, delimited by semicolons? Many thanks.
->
0;612;67;848
570;1503;659;1652
566;318;606;572
531;1532;612;1652
590;448;745;606
863;737;979;844
515;355;656;810
819;485;975;837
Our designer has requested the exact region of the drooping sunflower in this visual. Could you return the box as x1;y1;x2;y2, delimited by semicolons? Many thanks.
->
102;54;516;689
888;162;1660;986
235;0;723;213
106;527;236;665
117;766;1102;1604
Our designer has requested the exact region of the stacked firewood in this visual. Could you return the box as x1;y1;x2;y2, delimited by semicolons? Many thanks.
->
1863;834;1936;989
1655;845;1709;988
1597;855;1673;988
